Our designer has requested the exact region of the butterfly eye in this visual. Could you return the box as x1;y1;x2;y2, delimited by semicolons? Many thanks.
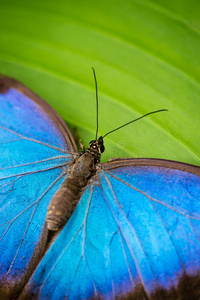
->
97;136;104;153
99;144;105;153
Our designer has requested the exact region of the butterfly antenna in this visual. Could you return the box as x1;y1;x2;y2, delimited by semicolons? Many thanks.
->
92;67;99;141
103;109;168;138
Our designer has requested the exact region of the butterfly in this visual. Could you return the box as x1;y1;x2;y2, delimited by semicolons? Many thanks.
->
0;73;200;300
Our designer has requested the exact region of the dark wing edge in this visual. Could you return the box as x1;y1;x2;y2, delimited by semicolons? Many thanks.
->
102;157;200;176
0;75;78;153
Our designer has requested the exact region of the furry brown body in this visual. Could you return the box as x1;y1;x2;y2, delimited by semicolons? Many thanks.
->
46;138;103;230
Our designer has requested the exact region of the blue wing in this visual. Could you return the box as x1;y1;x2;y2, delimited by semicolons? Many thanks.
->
0;77;76;297
21;159;200;299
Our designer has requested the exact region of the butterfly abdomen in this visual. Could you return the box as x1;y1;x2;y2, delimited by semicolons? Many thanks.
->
46;152;95;231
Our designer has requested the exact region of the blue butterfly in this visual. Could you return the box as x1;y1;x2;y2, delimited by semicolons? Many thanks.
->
0;75;200;300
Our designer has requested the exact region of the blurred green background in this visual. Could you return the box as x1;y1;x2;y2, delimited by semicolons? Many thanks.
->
0;0;200;165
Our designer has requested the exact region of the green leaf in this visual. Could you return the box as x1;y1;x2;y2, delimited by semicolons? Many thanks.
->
0;0;200;165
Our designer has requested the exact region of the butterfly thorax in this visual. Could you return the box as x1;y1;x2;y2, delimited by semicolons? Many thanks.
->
46;137;104;231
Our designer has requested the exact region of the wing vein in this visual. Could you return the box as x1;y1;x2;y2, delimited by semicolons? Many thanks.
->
100;172;156;293
0;125;68;153
106;170;200;221
0;155;70;171
0;162;70;180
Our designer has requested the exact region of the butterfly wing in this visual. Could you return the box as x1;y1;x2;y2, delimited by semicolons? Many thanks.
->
0;77;77;298
21;158;200;299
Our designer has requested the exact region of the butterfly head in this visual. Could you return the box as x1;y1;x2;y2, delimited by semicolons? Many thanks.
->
87;136;105;163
